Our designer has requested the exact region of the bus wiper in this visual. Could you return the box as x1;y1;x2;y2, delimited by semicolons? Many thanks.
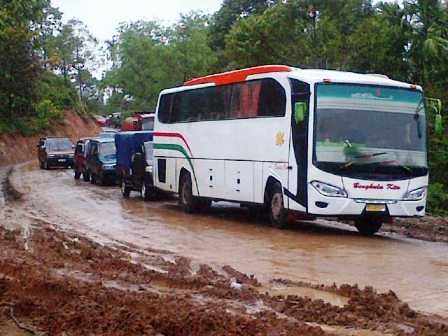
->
342;152;388;169
343;160;413;175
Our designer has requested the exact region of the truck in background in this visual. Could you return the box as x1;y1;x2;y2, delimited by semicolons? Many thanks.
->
121;113;155;132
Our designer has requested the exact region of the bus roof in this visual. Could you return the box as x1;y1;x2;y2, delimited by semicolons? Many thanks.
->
184;65;292;86
175;66;421;93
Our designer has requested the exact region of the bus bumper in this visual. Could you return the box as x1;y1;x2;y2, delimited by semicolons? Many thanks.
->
297;187;427;218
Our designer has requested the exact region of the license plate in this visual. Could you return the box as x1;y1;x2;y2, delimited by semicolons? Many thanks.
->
366;204;386;212
58;159;66;162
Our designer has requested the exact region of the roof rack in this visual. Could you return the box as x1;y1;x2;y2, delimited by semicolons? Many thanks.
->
184;65;292;86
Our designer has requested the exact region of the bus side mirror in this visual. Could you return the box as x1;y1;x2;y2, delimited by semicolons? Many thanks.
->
294;102;307;124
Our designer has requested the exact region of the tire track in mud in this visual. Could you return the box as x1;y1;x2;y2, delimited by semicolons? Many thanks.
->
2;161;448;335
0;224;447;335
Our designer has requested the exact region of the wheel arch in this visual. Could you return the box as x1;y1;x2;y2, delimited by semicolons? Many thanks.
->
264;176;285;206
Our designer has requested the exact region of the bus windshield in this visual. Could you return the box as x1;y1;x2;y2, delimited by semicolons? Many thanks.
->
314;84;427;179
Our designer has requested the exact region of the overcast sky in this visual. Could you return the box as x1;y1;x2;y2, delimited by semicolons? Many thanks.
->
51;0;223;41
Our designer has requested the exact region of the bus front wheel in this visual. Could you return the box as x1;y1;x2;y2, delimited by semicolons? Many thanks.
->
267;182;288;229
355;218;383;236
179;174;199;213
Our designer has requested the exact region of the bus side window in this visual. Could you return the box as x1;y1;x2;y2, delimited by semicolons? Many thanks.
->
258;79;286;117
159;94;174;123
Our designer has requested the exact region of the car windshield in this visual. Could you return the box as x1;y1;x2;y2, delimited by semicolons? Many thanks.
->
99;142;116;161
47;139;72;152
314;84;427;178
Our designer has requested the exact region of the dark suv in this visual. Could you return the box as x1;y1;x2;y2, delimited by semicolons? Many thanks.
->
37;137;74;169
86;138;117;185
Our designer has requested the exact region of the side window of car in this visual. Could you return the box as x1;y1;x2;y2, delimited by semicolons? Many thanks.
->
76;143;83;154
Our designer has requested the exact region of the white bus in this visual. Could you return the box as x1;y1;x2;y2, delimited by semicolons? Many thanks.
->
153;65;430;235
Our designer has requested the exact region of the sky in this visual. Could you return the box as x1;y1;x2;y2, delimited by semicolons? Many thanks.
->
51;0;223;41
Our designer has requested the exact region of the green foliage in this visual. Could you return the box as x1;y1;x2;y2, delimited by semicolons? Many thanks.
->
428;183;448;216
36;72;79;110
103;12;216;112
0;0;97;136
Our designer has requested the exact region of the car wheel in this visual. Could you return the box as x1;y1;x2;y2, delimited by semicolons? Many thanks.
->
39;160;44;169
97;174;103;186
179;174;199;213
355;218;383;236
121;180;131;198
43;160;49;170
90;174;96;184
83;171;90;182
74;170;81;180
267;182;289;229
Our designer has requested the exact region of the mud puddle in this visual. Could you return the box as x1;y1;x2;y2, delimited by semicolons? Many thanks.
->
260;282;349;308
9;162;448;317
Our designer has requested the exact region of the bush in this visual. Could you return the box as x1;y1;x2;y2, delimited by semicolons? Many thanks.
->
36;72;80;112
428;183;448;216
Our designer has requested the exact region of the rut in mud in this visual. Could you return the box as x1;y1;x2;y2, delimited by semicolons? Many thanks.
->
0;224;447;336
1;163;448;335
9;162;448;317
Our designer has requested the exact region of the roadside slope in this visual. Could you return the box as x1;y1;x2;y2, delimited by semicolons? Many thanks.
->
0;112;100;166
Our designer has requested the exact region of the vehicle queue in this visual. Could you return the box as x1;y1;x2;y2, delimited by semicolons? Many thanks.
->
37;66;442;236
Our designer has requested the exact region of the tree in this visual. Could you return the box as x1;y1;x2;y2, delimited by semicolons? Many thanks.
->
209;0;276;52
0;0;50;119
103;13;216;112
47;19;98;100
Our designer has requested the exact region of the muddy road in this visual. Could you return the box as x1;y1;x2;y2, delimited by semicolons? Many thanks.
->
8;162;448;318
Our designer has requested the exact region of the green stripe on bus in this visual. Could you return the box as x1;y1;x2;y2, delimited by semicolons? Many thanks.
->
153;143;199;194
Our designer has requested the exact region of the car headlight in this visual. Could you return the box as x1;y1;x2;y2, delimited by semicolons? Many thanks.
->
311;181;348;198
403;187;427;201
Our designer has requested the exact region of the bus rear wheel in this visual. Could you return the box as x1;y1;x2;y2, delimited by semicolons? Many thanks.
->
267;182;289;229
355;218;383;236
179;174;199;213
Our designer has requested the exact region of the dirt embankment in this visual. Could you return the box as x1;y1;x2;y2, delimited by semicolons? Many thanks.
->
0;112;100;166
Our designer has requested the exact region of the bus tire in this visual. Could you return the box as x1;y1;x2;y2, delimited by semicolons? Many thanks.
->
267;182;288;229
121;179;131;198
355;218;383;236
179;174;199;213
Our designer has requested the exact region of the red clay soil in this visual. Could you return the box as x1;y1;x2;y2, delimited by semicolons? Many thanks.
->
0;112;100;166
0;222;447;336
387;217;448;243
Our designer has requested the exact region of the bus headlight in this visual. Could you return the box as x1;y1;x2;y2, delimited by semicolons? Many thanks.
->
311;181;348;198
403;187;427;201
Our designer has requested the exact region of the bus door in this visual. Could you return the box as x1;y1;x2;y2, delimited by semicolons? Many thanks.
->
288;79;311;212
